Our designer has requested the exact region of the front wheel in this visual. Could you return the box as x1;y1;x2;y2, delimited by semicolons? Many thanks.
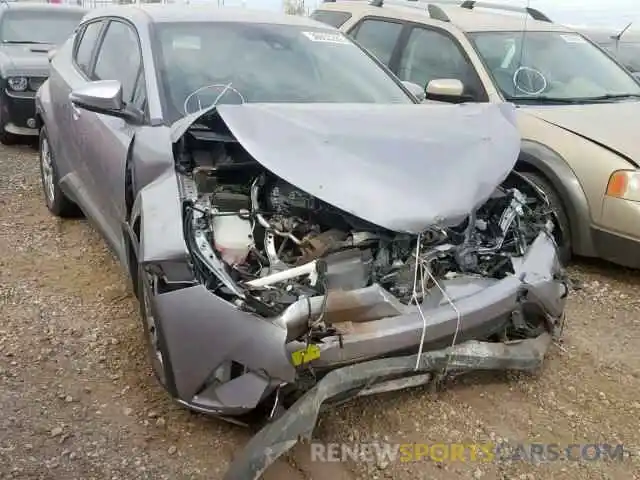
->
0;127;17;146
39;127;80;217
0;101;17;145
518;170;572;265
138;266;168;387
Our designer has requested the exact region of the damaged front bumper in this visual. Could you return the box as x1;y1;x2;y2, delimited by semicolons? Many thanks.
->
152;232;566;412
223;332;556;480
218;233;567;479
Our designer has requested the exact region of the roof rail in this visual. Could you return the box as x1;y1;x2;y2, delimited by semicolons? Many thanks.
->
368;0;452;22
427;4;450;22
459;1;552;22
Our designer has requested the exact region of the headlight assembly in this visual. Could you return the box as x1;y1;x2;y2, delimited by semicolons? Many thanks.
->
7;76;28;92
606;170;640;202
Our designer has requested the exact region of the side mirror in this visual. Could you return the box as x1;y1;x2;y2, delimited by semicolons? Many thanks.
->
425;78;465;102
401;80;426;102
70;80;140;122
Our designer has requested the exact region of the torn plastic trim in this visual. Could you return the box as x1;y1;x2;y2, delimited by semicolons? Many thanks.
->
223;332;553;480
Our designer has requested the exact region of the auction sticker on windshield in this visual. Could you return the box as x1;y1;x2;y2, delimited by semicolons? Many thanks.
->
302;31;350;44
560;34;587;44
172;35;201;50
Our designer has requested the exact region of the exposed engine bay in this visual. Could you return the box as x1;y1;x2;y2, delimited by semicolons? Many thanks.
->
175;130;559;345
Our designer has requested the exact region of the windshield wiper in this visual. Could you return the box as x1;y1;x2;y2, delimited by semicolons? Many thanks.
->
2;40;50;45
578;93;640;101
504;96;585;104
505;94;640;104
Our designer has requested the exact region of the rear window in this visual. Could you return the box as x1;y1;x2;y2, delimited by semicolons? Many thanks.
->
310;10;352;28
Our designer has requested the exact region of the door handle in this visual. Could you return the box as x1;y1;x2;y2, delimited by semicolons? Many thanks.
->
71;104;82;120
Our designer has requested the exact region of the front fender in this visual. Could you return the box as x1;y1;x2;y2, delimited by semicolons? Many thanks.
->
518;139;596;257
131;170;189;265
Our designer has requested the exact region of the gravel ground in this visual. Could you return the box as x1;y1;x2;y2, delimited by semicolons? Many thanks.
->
1;142;640;480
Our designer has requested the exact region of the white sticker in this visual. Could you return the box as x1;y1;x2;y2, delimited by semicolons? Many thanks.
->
172;35;201;50
302;31;350;44
560;34;586;44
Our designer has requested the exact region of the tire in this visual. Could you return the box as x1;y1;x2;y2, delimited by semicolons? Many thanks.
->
39;126;80;217
0;100;18;145
138;265;167;387
518;170;572;265
0;127;18;146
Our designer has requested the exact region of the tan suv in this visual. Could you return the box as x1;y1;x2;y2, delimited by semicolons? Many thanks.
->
312;0;640;268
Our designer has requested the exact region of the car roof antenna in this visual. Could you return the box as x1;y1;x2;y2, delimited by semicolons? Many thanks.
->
514;0;531;87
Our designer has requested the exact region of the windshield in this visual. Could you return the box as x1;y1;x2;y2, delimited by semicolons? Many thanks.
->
469;31;640;103
154;22;413;122
605;42;640;73
0;10;84;45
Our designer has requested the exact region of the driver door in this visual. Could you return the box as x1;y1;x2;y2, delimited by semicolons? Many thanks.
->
73;19;145;259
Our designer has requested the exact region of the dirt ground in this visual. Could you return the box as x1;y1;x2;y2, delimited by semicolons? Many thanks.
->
1;142;640;480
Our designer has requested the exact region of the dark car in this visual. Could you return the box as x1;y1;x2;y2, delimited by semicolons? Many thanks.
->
36;5;567;478
0;3;85;144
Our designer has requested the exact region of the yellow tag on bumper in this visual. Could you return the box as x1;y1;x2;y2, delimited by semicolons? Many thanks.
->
291;344;321;366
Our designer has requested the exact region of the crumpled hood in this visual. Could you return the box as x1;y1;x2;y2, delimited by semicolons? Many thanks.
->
172;102;521;234
0;45;51;77
522;101;640;165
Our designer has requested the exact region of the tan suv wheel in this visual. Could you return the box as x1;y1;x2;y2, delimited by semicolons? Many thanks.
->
519;171;572;265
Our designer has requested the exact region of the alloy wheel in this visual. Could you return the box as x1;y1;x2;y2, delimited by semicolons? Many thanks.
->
141;273;166;385
40;136;55;206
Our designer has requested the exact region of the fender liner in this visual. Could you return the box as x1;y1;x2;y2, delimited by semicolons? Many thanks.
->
517;140;596;257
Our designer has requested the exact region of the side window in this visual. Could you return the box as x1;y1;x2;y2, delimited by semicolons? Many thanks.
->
309;10;352;28
130;69;147;112
93;20;142;104
352;19;403;66
74;21;103;76
398;27;486;101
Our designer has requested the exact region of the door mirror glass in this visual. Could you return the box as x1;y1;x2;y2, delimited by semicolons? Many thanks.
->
425;78;464;101
70;80;124;115
401;80;427;101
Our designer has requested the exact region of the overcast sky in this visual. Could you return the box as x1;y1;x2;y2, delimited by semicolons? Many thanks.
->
224;0;640;31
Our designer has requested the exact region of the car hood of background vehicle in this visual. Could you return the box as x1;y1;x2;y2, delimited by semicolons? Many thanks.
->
522;101;640;166
0;45;51;77
172;102;521;234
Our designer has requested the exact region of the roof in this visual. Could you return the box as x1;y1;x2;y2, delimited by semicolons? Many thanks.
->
1;2;86;14
317;1;574;33
84;4;332;28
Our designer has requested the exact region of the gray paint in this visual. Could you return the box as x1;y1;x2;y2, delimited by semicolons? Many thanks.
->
214;101;521;232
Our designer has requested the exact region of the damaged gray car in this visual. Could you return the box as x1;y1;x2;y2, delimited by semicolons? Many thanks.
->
36;5;568;479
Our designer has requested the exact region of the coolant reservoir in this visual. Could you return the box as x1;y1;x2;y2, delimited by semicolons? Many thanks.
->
212;215;253;266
